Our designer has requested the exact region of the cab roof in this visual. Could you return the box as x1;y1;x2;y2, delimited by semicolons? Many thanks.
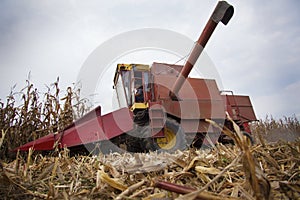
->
113;63;149;86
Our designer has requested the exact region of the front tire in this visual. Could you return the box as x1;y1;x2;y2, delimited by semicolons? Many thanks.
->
153;119;187;152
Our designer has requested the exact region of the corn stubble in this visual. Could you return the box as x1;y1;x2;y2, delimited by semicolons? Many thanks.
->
0;80;300;199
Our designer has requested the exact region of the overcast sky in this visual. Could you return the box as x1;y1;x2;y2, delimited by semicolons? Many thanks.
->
0;0;299;119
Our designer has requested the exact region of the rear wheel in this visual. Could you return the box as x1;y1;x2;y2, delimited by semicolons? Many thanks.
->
242;131;254;146
153;119;187;152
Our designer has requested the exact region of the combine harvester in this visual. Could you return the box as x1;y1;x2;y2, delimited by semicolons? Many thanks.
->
17;1;256;153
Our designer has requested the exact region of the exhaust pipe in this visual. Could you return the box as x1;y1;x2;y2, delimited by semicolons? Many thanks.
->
170;1;234;100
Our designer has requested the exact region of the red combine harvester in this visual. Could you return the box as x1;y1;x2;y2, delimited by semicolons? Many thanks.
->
17;1;256;153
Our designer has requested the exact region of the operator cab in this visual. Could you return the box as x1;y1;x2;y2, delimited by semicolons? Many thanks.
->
113;64;150;111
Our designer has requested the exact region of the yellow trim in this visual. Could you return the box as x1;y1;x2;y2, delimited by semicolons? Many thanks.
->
117;64;150;71
130;102;149;111
156;127;176;150
117;63;132;71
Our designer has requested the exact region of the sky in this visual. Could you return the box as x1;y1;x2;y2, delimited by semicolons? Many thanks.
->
0;0;299;120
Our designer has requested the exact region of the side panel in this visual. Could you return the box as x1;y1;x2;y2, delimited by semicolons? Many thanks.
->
61;107;134;148
162;99;225;119
16;134;56;151
152;74;226;120
222;95;257;122
16;107;134;151
181;119;222;133
102;107;134;139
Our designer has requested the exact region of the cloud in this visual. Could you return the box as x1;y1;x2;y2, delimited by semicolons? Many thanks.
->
254;80;300;119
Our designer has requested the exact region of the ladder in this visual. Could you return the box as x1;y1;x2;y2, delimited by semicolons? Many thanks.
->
149;105;165;137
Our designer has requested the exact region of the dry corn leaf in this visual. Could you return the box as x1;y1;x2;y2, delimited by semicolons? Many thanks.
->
183;157;201;172
99;170;127;191
0;130;7;148
74;189;90;196
51;157;59;182
116;179;146;200
195;166;221;175
207;116;271;200
142;192;166;200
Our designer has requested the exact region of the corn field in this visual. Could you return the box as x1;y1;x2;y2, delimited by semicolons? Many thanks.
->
0;79;299;200
0;78;90;160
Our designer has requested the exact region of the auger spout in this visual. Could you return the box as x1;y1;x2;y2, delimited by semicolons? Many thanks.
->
170;1;234;99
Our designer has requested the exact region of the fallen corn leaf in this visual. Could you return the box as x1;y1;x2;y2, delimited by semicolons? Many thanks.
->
142;192;165;200
99;170;127;191
195;166;221;175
